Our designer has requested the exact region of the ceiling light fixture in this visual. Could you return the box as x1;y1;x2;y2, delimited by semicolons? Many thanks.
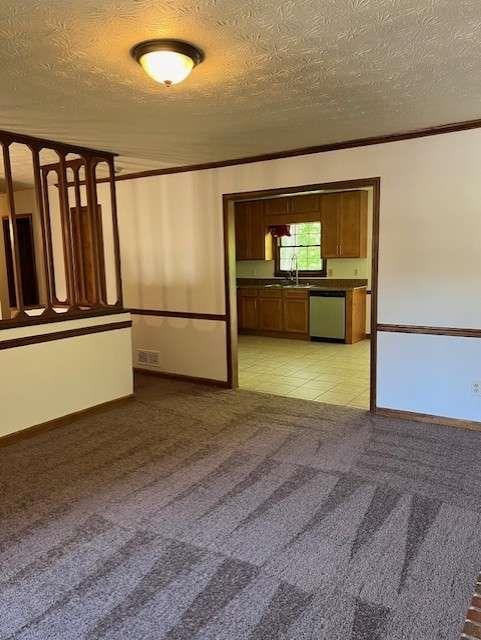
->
131;39;204;87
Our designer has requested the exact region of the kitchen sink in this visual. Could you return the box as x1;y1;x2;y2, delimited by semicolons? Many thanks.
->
264;283;311;289
282;284;311;288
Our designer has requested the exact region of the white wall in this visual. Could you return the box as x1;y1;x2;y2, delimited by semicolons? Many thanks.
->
116;129;481;420
0;313;133;437
378;332;481;421
132;315;227;380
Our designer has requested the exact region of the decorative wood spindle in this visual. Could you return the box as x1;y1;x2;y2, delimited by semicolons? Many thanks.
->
31;147;56;315
107;157;123;307
57;154;78;308
85;158;106;306
71;163;88;306
40;167;62;306
2;142;27;319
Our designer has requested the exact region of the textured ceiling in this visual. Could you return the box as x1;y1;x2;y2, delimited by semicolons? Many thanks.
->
1;0;481;171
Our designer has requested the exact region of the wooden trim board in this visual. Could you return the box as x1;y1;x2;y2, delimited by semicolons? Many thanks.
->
0;307;127;330
129;308;226;322
0;320;132;351
0;128;116;158
134;367;230;388
377;323;481;338
114;117;481;183
375;407;481;432
0;394;135;448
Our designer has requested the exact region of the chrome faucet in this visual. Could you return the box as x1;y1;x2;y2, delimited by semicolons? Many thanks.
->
290;254;299;286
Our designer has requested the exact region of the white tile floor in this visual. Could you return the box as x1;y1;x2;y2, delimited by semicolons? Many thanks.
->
238;335;371;409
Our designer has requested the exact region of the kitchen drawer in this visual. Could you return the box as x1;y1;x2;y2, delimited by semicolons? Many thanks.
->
238;287;259;298
283;288;309;299
258;288;283;298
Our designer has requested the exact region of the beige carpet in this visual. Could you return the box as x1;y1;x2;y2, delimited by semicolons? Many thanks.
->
1;373;481;639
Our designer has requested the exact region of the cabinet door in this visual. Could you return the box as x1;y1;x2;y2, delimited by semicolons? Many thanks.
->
339;191;367;258
264;197;289;216
283;298;309;334
239;296;259;330
320;193;340;258
234;202;250;260
235;200;270;260
258;297;283;331
290;194;320;215
248;200;269;260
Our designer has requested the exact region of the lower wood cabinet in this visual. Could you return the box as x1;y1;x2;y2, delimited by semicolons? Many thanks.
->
258;296;283;331
237;288;258;330
238;285;367;343
237;287;309;338
239;297;258;330
283;296;309;334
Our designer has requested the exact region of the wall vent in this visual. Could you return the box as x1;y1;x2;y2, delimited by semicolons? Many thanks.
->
137;350;160;367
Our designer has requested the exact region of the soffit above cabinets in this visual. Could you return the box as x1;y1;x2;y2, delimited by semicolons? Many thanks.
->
0;1;481;171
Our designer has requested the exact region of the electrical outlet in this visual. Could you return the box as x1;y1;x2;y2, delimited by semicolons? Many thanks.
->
471;381;481;396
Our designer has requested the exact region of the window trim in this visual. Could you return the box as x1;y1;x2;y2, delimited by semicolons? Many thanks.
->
274;221;327;278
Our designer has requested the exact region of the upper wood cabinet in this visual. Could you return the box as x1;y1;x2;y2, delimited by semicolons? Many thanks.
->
264;197;289;217
264;194;320;225
289;193;320;215
235;190;367;261
320;190;368;258
235;200;273;261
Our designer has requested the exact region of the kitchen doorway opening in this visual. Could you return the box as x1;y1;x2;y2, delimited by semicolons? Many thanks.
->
222;178;380;411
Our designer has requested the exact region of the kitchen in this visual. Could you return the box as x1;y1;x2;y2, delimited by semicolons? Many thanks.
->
235;187;372;409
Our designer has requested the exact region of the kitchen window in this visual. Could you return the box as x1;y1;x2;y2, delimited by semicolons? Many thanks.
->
275;221;326;277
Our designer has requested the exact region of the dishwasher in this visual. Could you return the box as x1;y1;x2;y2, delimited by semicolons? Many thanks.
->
309;290;345;341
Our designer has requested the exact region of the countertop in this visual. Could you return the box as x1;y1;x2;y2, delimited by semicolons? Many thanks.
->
237;282;367;292
237;277;367;288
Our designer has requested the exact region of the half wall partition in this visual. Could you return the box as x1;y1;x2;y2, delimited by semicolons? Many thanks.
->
0;129;122;325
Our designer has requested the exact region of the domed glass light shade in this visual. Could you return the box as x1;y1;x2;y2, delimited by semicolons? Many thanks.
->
131;39;204;87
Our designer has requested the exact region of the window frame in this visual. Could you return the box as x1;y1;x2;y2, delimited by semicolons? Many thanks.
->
274;221;327;278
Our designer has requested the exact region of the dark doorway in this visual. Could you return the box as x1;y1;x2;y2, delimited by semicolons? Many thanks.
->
2;215;39;308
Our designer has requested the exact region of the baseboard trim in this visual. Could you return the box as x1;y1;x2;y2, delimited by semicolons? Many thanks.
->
0;394;135;448
134;367;230;388
375;406;481;432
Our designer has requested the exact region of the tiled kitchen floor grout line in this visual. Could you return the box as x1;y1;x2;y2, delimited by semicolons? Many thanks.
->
238;335;370;409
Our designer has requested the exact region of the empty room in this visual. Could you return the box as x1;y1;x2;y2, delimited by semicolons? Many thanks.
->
1;2;481;639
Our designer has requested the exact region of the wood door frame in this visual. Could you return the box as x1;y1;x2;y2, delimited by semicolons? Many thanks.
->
222;177;381;411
